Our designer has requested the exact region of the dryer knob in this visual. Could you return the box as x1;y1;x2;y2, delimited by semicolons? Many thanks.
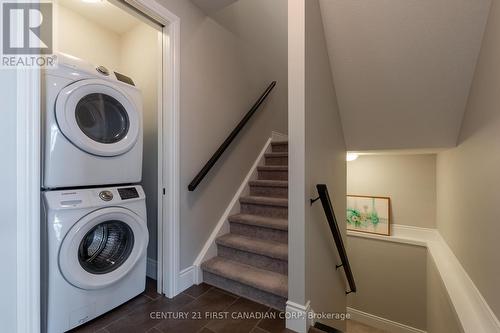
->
96;66;110;76
99;190;113;201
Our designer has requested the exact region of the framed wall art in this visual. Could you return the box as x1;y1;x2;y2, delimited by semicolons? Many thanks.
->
347;195;391;236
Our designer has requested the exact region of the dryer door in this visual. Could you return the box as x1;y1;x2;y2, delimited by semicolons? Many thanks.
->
59;207;148;290
55;79;140;157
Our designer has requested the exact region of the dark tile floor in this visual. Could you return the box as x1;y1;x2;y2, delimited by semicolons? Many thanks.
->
69;278;295;333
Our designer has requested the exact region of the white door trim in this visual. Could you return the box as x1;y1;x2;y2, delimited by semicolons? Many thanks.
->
123;0;181;298
17;68;42;333
16;2;180;332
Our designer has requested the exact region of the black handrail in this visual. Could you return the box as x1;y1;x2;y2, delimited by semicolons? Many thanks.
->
312;184;357;294
188;81;277;191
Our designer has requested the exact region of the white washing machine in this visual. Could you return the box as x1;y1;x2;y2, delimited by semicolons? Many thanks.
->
42;53;143;189
42;185;149;333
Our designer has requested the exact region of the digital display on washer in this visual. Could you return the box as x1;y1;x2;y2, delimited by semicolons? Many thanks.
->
118;187;139;200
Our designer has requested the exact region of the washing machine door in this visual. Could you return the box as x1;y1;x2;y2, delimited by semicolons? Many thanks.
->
59;207;148;290
55;79;140;157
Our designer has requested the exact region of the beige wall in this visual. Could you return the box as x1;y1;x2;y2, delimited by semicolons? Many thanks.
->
347;237;427;330
346;153;435;330
156;0;287;268
306;0;347;329
55;3;121;70
119;24;160;260
348;154;437;228
211;0;288;137
436;0;500;318
426;256;463;333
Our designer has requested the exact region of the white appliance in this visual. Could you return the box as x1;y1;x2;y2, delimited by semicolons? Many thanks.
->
42;53;143;189
42;185;148;333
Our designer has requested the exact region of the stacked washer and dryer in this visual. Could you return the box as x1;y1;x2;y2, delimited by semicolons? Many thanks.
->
41;54;149;333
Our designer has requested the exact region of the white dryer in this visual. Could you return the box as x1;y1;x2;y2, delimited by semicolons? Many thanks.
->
42;185;148;333
42;53;143;189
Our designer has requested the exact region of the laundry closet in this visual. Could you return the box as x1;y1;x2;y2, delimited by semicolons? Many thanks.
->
41;1;162;332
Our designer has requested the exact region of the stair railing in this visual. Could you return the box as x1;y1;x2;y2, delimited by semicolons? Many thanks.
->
188;81;277;191
311;184;357;294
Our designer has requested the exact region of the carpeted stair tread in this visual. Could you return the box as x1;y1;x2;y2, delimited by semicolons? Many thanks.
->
202;257;288;298
249;180;288;188
271;141;288;147
216;234;288;260
240;196;288;207
265;152;288;157
271;141;288;153
257;165;288;171
228;213;288;231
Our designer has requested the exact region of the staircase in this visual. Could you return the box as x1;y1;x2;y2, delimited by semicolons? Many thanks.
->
201;141;289;310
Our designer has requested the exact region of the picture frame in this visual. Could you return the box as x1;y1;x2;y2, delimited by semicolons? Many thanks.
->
347;195;391;236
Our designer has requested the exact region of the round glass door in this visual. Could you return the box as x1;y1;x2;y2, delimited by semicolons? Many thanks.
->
59;207;148;290
75;94;130;144
55;79;141;157
78;220;134;275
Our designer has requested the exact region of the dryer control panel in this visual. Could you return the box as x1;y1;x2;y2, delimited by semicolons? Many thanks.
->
118;187;140;200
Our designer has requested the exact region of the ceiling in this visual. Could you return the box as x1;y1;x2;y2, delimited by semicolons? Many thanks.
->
319;0;491;151
56;0;142;35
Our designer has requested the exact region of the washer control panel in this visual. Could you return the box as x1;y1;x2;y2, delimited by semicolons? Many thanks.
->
44;186;145;210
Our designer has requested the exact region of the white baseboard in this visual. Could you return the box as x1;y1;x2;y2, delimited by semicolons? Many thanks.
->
177;266;196;294
192;137;274;284
347;307;426;333
147;259;195;294
286;300;312;333
146;258;157;279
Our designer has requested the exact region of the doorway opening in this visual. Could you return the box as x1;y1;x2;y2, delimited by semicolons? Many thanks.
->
51;0;179;297
16;1;179;331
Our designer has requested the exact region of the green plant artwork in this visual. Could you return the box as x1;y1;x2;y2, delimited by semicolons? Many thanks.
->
347;198;379;227
346;196;390;235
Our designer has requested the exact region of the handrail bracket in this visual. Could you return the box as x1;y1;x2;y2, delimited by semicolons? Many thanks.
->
310;196;320;205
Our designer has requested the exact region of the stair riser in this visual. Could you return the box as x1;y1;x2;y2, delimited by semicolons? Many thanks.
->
217;245;288;275
250;185;288;198
271;144;288;153
240;203;288;219
230;222;288;244
258;170;288;181
203;271;286;311
265;156;288;166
